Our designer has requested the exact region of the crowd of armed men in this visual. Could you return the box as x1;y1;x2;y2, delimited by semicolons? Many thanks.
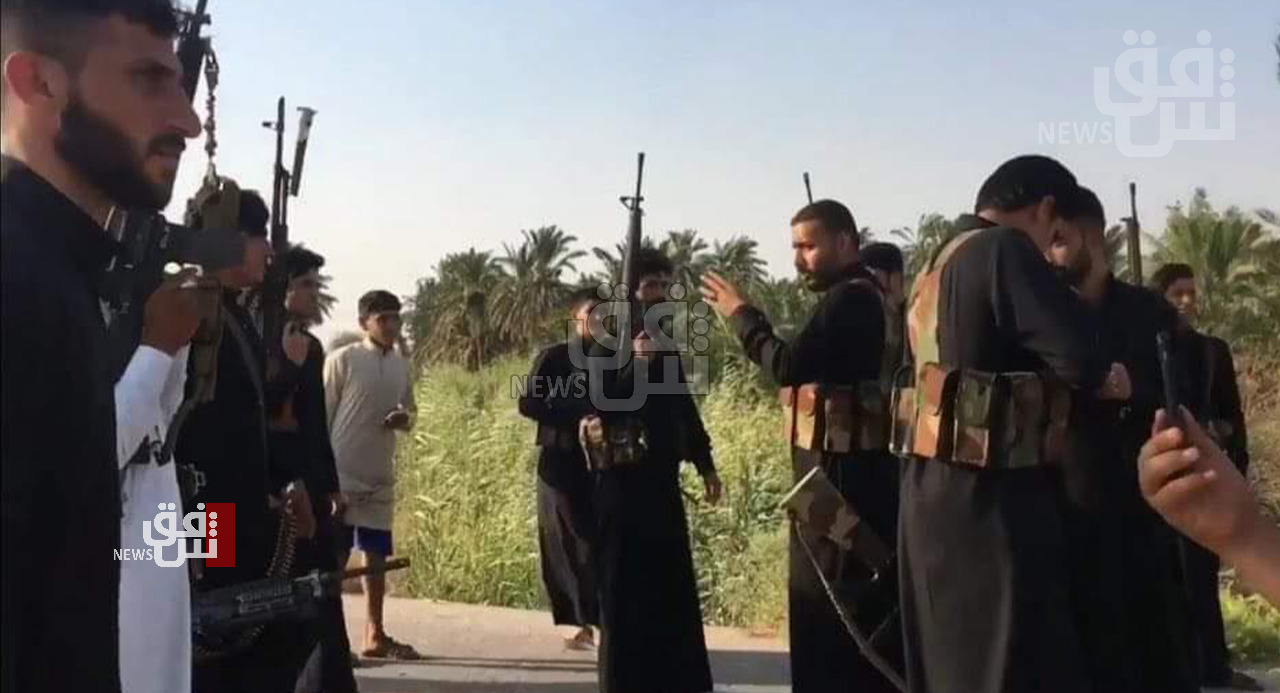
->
2;2;1275;693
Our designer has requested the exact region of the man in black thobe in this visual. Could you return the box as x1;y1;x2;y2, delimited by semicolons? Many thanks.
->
587;248;721;693
897;156;1130;693
1;3;200;691
177;189;317;692
1151;262;1262;692
518;288;602;649
1048;189;1198;693
275;244;360;693
862;241;909;391
703;200;899;693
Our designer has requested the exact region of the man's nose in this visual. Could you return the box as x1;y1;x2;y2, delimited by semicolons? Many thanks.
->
170;96;202;139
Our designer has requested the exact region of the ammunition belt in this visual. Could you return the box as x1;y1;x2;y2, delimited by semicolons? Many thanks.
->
578;416;648;471
889;363;1070;469
780;382;888;454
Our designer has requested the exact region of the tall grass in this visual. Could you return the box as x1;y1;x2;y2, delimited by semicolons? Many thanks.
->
391;355;794;630
391;354;1279;660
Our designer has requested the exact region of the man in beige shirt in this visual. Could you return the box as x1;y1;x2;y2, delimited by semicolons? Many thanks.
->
324;290;419;659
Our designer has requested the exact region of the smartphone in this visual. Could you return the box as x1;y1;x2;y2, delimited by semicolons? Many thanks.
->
1155;330;1183;429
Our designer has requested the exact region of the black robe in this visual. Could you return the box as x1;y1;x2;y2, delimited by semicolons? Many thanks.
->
732;264;900;693
2;156;124;693
591;346;716;693
272;332;359;693
1065;277;1197;693
176;296;314;693
517;343;599;627
898;224;1108;693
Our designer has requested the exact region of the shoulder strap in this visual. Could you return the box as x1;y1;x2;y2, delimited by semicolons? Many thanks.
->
905;229;982;378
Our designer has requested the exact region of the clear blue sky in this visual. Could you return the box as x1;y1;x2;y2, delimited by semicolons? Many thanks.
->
165;0;1280;342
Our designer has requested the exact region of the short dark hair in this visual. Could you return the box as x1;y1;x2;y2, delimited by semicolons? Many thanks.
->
358;290;401;321
1151;263;1195;293
1;0;180;75
631;246;673;280
1066;186;1106;227
283;243;325;281
568;287;599;312
974;155;1082;219
238;190;269;238
860;242;904;275
791;199;859;243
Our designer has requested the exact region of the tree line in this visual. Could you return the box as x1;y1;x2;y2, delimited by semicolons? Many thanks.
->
353;190;1277;373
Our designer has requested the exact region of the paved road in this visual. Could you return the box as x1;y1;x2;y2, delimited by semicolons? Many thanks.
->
345;596;1279;693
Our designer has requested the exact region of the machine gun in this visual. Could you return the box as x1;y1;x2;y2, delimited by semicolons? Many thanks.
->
260;98;318;377
194;558;409;638
1122;182;1143;283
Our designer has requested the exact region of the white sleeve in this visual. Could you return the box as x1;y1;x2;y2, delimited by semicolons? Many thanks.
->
114;346;175;470
160;345;191;423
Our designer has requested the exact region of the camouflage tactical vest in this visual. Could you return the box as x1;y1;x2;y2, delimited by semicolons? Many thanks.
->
779;275;890;454
890;229;1069;468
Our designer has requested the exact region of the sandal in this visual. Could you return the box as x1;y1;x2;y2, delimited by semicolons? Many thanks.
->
361;635;423;660
563;628;596;651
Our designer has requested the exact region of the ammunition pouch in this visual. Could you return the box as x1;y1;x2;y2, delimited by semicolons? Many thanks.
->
780;382;887;454
578;416;648;471
889;363;1070;469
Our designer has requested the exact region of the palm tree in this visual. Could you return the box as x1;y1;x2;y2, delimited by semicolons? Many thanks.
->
426;249;506;370
316;273;338;323
659;229;710;294
703;235;767;287
1150;189;1280;341
894;213;962;279
492;226;585;350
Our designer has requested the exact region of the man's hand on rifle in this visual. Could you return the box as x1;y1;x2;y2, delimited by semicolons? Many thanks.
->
700;271;747;318
141;269;201;356
283;322;309;366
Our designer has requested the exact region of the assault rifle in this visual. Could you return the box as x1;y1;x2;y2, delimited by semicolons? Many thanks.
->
260;98;318;375
193;558;409;635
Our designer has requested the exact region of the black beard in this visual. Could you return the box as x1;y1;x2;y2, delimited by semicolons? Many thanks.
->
54;93;174;211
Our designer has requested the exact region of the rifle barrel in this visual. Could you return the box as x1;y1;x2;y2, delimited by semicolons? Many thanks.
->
1126;182;1142;283
804;172;813;204
335;557;410;581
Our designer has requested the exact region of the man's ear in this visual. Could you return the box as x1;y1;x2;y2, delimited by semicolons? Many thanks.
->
838;233;859;261
1036;195;1058;228
3;52;67;108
